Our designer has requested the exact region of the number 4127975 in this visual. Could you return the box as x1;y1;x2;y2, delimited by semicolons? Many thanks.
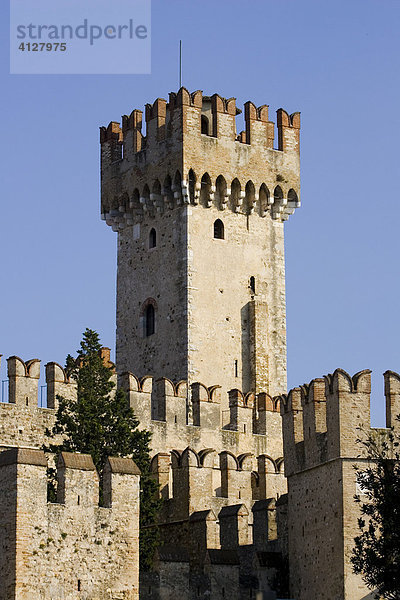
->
19;43;67;51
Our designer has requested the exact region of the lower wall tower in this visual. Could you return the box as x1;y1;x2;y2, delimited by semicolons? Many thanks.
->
280;369;400;600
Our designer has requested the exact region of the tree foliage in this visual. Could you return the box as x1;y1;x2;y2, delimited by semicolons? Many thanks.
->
351;422;400;599
45;328;161;570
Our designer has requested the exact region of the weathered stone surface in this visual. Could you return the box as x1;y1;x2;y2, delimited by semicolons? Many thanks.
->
0;448;140;600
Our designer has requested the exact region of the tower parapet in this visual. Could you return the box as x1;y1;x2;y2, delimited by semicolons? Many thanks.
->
100;87;300;231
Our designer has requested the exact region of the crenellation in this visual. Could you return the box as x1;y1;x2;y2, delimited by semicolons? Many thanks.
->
281;369;376;477
257;454;286;500
151;452;171;500
384;369;400;431
253;393;280;437
99;121;123;172
279;387;304;477
8;355;40;406
0;351;116;451
122;108;144;154
219;450;254;504
119;373;282;451
301;377;327;468
45;361;75;409
277;108;301;152
56;451;99;506
164;380;187;426
324;368;371;460
0;349;286;546
219;504;249;549
193;383;222;429
252;498;277;548
150;442;285;524
145;98;167;144
226;389;254;433
244;101;274;148
189;509;219;558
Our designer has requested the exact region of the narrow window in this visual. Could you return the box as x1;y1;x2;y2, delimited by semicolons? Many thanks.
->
214;219;224;239
149;228;156;249
249;276;256;293
243;424;246;433
234;360;238;378
77;580;81;591
145;304;155;337
201;114;209;135
222;588;225;598
77;495;80;505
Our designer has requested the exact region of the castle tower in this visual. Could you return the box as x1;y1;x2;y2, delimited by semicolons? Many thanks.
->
100;88;300;400
278;369;400;600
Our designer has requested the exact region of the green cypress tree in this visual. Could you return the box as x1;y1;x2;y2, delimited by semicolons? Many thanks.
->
45;328;161;570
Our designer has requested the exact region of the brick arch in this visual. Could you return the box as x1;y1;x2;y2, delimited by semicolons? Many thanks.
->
139;297;158;317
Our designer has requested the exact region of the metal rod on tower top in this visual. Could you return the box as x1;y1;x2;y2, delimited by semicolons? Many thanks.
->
179;40;182;88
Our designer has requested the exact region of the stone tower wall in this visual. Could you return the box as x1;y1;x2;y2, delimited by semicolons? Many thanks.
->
0;448;140;600
279;368;400;600
186;204;286;397
115;207;188;382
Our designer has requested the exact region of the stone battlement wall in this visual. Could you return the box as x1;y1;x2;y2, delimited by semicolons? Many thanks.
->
151;445;285;523
100;87;300;160
279;368;400;477
121;371;283;453
122;371;286;516
0;448;140;600
0;353;115;450
0;352;287;542
0;353;283;458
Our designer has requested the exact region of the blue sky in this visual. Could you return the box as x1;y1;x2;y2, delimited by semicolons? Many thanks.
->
1;0;400;425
